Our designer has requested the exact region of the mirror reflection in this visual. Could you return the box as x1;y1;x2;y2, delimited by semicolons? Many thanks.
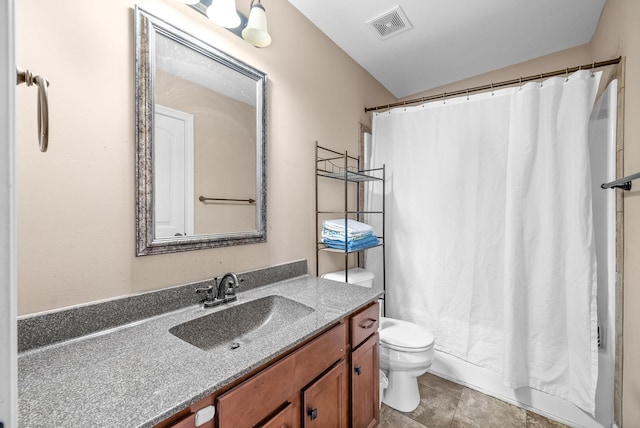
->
135;7;267;255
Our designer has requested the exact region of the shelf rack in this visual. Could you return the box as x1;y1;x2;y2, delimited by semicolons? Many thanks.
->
315;143;386;312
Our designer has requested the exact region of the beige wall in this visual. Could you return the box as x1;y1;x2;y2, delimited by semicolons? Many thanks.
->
16;0;393;314
156;70;257;234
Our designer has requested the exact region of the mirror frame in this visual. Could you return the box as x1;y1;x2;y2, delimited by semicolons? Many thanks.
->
134;7;267;256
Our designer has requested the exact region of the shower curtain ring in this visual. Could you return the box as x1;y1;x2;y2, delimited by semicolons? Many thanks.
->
466;88;470;100
518;77;522;91
565;67;569;82
442;92;446;104
539;73;544;87
491;83;494;96
591;62;596;77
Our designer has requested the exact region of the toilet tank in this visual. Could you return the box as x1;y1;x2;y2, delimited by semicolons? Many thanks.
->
321;268;375;288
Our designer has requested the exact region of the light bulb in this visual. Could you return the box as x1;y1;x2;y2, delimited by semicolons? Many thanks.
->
207;0;241;29
242;2;271;47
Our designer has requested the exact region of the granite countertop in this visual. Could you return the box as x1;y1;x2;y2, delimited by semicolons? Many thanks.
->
18;275;382;428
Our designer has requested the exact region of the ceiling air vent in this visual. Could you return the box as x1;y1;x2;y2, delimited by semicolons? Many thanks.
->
367;6;413;40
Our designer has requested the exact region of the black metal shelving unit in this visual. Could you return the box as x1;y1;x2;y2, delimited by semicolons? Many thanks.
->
315;142;386;313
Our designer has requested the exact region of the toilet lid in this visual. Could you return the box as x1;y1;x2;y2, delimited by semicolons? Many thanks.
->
379;317;435;351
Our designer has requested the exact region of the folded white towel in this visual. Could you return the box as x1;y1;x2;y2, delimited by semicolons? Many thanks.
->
322;228;373;241
323;219;373;235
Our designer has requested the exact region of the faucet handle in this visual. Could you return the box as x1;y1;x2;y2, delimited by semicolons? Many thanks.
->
195;284;214;293
195;283;216;299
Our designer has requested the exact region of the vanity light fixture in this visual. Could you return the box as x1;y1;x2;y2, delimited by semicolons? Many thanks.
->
242;0;271;47
207;0;242;29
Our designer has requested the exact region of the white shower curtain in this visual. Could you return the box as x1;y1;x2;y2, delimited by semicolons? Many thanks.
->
368;70;601;414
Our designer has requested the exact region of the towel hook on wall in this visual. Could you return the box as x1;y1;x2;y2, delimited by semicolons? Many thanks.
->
17;67;50;152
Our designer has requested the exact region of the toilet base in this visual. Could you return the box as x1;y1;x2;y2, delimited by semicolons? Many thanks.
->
381;369;422;412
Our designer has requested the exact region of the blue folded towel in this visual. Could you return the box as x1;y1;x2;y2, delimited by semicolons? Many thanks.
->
323;235;379;251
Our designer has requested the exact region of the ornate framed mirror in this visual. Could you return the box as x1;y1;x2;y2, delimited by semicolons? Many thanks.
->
135;7;267;256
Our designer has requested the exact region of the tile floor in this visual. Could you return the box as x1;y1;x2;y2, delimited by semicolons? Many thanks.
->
378;373;571;428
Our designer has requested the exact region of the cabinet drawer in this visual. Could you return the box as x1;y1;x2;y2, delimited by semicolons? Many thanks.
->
217;322;347;427
350;302;379;349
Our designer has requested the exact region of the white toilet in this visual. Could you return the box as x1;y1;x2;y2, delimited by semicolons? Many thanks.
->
321;268;435;413
379;316;434;412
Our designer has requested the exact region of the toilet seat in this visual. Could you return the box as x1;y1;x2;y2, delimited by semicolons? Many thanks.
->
379;317;435;352
381;341;433;353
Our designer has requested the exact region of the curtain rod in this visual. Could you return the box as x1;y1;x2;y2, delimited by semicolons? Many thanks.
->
364;56;622;113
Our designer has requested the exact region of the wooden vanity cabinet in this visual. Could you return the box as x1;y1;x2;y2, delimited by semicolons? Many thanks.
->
157;301;380;428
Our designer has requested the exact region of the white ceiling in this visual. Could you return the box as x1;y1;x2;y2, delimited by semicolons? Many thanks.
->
155;33;257;107
287;0;607;98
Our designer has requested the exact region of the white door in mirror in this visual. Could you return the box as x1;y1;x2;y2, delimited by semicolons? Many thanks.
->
154;105;194;238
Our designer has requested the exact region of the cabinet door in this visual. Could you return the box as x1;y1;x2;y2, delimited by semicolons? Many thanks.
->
351;333;379;428
302;360;348;428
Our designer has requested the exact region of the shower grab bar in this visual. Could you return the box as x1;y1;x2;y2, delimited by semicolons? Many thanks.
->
601;172;640;191
17;67;50;152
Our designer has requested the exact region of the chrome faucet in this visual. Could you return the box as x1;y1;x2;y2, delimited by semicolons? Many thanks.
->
196;273;243;308
217;272;241;300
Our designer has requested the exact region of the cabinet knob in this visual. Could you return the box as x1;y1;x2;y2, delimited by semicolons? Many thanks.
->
354;366;362;376
307;407;318;421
